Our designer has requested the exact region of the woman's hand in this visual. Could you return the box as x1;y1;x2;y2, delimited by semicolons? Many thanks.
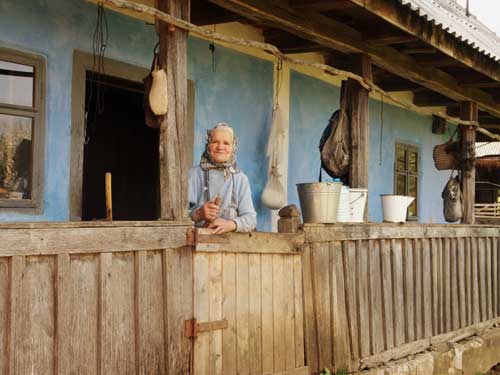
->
193;200;220;222
207;218;236;234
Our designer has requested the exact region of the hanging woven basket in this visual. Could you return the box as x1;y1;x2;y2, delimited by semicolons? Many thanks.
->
433;141;459;170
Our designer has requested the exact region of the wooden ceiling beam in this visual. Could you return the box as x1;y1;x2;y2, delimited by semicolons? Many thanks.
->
264;31;326;54
365;34;417;46
413;91;458;107
209;0;500;117
376;79;421;92
290;0;357;12
348;0;500;82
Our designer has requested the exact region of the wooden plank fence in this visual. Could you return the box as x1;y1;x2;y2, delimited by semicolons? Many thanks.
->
0;221;498;374
301;224;500;373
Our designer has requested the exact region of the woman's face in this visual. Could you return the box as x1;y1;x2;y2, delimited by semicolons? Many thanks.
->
208;129;234;163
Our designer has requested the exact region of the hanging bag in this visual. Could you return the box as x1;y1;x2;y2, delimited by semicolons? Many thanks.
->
441;172;463;222
262;105;287;209
433;129;458;170
143;44;166;128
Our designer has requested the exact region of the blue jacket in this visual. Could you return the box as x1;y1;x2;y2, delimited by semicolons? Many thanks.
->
188;165;257;232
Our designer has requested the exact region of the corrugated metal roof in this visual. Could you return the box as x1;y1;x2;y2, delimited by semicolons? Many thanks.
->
399;0;500;61
476;142;500;157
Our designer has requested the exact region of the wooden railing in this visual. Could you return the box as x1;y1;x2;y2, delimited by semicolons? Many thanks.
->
301;223;500;373
475;203;500;218
0;221;498;374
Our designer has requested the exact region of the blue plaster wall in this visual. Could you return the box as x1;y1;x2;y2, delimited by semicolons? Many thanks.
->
288;70;453;223
0;0;274;229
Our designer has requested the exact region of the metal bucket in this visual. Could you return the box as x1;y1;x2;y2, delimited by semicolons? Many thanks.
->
297;182;342;223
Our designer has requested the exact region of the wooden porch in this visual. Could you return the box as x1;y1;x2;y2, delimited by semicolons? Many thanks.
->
0;221;499;374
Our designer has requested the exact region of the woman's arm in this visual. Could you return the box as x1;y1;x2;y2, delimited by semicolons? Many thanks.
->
234;174;257;232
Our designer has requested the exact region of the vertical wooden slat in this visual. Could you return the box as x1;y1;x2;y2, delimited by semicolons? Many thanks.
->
8;256;24;375
56;254;70;375
136;251;165;375
248;254;262;374
443;238;451;333
67;255;99;375
222;253;237;375
471;238;480;324
344;241;359;358
293;254;305;368
403;239;414;343
330;241;350;371
485;237;493;319
413;239;423;340
493;237;499;316
301;245;318;372
421;239;433;338
464;238;471;326
311;243;332;369
164;247;193;374
380;239;394;349
284;255;296;370
0;258;9;375
478;237;487;321
261;254;274;374
15;256;55;375
450;239;460;330
236;254;250;374
193;253;209;375
358;241;370;357
102;253;136;375
391;239;405;346
430;238;440;335
457;238;466;328
369;240;384;354
209;253;223;375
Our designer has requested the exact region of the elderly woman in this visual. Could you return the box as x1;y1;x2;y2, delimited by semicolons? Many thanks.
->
188;123;257;233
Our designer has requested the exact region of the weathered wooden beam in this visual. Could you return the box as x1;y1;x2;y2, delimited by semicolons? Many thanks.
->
290;0;357;11
346;54;371;218
349;0;500;83
157;0;190;221
265;32;326;54
364;33;417;46
377;78;421;92
460;101;478;224
413;91;457;107
208;0;500;117
191;0;241;25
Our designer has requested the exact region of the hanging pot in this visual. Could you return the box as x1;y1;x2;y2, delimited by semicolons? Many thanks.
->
433;141;459;170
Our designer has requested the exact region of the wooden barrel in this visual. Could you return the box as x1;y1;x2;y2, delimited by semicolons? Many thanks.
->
433;141;459;170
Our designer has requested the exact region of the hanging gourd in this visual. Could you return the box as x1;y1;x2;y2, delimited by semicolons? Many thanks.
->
149;53;168;116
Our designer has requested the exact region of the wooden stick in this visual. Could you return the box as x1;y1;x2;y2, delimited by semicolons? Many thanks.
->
105;172;113;221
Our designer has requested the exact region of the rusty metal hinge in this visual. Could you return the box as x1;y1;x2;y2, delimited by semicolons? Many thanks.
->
184;318;228;338
186;228;197;247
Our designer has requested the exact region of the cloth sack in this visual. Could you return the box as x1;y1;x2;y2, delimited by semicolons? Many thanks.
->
319;108;350;178
143;50;166;129
442;175;463;222
262;105;287;209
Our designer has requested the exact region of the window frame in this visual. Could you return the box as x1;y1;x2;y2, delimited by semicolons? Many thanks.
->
394;142;419;221
0;46;46;213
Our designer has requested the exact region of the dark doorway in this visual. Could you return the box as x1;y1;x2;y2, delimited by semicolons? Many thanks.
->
82;72;159;221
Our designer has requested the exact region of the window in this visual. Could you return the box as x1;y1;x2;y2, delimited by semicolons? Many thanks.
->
0;47;45;212
394;143;419;219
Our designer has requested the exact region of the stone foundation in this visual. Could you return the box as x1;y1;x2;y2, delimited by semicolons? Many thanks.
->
358;326;500;375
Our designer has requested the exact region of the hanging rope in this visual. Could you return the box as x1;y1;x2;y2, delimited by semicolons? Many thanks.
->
100;0;500;141
85;1;109;145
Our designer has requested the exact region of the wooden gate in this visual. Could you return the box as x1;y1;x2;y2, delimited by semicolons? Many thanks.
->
191;229;308;375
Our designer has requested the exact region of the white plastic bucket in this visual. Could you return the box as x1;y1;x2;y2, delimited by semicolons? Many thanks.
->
297;182;342;223
349;188;368;222
337;186;350;222
381;195;415;223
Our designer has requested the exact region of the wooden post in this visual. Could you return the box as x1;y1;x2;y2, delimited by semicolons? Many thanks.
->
278;204;301;233
346;54;371;189
156;0;190;221
459;101;477;224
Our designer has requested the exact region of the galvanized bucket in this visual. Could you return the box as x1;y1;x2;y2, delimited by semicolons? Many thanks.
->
297;182;342;223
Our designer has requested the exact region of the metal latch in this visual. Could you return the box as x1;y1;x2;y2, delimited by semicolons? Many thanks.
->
184;318;228;338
